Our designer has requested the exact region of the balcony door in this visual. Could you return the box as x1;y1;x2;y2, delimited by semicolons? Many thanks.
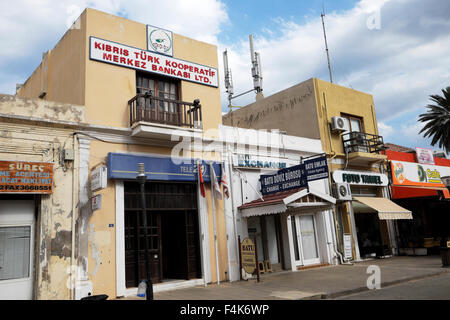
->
136;73;180;125
341;114;368;153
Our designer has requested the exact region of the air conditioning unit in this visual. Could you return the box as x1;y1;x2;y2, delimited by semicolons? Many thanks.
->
333;183;352;201
330;116;346;133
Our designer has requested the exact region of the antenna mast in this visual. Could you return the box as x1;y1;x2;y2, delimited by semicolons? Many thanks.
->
249;34;263;96
321;12;333;83
223;34;264;117
223;49;234;113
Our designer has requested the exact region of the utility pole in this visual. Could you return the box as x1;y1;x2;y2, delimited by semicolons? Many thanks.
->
137;163;153;300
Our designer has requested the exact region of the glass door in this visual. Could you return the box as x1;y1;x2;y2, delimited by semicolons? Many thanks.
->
291;214;320;267
298;215;320;265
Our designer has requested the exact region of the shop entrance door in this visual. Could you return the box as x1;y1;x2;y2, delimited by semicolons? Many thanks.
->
124;181;200;288
0;200;35;300
291;214;320;266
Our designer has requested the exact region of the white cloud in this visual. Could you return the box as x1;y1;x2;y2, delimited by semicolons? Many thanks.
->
0;0;228;94
217;0;450;154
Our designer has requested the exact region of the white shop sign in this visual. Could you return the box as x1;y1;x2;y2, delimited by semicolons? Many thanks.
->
91;165;107;192
343;234;353;260
332;170;388;186
232;154;291;169
90;36;218;87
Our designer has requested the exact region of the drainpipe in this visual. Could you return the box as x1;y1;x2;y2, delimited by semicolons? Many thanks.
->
71;133;78;300
227;151;240;282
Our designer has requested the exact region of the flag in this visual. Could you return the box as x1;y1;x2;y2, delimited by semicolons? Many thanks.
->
198;163;206;198
210;164;222;200
221;164;230;199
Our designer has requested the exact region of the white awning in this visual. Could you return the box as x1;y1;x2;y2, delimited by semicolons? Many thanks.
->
239;188;336;218
353;196;412;220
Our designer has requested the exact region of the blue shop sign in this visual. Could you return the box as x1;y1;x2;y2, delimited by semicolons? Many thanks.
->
304;155;328;182
259;155;329;195
107;153;221;182
260;164;307;195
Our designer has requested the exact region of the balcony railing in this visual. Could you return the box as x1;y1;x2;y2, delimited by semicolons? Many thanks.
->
129;92;202;129
342;132;385;154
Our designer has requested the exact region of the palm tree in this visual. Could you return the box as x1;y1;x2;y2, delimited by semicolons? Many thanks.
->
418;86;450;153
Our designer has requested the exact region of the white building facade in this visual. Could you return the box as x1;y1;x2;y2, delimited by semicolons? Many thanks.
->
219;125;340;282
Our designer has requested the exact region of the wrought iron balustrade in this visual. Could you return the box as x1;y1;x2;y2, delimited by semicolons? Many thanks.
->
129;92;202;129
342;132;385;154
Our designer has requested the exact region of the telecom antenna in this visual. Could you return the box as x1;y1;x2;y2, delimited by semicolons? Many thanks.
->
321;11;333;83
223;35;264;121
223;50;234;113
249;34;263;95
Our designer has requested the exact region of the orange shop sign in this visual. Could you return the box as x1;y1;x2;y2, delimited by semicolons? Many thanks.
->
0;161;53;194
390;160;450;188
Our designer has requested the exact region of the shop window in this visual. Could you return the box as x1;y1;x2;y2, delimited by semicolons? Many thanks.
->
0;226;31;280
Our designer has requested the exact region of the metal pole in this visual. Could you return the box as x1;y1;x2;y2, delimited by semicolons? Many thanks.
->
210;163;220;285
254;236;260;282
238;235;242;281
137;163;153;300
321;13;333;83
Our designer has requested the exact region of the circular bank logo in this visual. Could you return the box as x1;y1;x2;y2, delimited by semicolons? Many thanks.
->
149;28;172;55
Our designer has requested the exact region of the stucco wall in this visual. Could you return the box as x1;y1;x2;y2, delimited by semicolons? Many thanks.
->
17;12;86;106
0;95;85;299
86;140;228;297
314;78;379;160
84;8;222;131
222;78;321;140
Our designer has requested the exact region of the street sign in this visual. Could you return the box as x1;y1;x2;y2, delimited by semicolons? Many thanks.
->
241;238;256;274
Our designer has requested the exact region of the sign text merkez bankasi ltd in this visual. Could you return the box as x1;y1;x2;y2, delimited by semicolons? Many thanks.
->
260;164;307;195
90;37;218;87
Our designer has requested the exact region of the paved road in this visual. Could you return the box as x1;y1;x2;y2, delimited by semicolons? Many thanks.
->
116;256;450;300
335;273;450;300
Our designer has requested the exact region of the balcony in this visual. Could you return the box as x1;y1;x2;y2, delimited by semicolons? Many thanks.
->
342;132;387;166
129;92;202;140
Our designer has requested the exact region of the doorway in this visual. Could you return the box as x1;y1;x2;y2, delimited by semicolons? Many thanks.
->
291;214;321;266
0;200;35;300
123;181;201;287
247;215;283;271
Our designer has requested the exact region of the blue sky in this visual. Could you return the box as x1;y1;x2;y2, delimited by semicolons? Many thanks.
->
0;0;449;154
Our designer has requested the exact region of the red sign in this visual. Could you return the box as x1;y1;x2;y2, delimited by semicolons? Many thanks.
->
0;161;53;194
90;37;218;87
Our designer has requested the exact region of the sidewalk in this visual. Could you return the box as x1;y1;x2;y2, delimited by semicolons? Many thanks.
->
116;256;450;300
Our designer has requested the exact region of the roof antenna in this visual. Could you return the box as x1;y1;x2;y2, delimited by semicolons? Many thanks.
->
321;5;333;83
223;35;264;124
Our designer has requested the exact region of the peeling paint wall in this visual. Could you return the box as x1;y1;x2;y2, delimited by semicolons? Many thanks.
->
0;95;85;299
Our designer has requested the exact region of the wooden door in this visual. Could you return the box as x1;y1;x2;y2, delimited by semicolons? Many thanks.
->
125;210;162;287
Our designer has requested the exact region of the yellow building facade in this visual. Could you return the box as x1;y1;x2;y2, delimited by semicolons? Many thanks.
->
224;78;411;262
17;8;228;299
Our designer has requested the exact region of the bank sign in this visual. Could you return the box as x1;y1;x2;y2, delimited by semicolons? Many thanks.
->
390;160;450;188
259;155;329;195
90;37;218;87
147;25;173;56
